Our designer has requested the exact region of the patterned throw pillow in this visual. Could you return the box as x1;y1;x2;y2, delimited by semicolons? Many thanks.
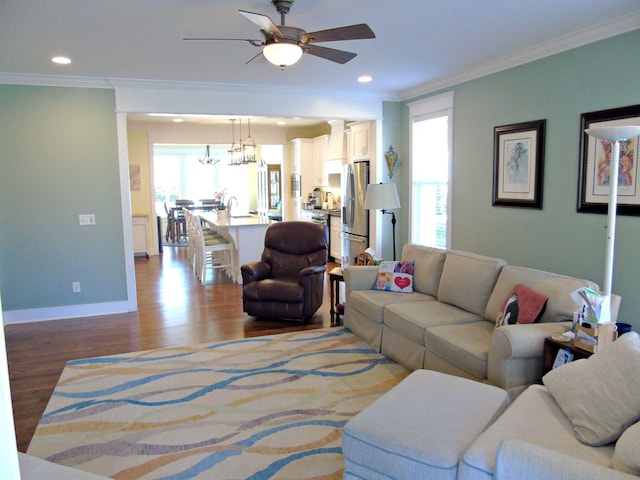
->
372;260;415;293
495;284;548;327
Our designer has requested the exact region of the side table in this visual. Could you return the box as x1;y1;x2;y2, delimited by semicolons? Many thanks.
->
542;336;592;375
329;267;345;324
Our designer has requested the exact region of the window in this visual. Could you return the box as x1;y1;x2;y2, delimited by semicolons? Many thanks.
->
153;144;284;217
153;144;224;216
408;92;454;249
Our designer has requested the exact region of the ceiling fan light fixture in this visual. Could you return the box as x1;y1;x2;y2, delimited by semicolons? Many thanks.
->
263;42;303;69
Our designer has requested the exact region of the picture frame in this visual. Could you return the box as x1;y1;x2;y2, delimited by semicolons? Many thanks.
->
577;104;640;215
493;119;546;209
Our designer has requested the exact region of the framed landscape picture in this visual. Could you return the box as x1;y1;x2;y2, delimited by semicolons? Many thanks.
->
493;119;546;209
578;104;640;216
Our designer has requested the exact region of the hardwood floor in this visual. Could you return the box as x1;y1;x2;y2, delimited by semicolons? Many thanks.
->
5;246;338;452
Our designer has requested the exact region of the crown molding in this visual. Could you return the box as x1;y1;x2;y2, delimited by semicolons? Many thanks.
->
0;72;392;101
399;12;640;101
0;72;112;88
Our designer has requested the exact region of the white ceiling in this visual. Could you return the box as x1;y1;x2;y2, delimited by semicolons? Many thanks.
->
2;0;640;127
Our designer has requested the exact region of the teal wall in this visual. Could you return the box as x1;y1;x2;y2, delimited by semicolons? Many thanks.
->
0;85;126;311
381;101;410;260
402;29;640;327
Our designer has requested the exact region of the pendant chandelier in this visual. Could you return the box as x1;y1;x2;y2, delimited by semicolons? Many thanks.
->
242;117;257;164
198;145;220;165
228;119;243;166
228;118;258;165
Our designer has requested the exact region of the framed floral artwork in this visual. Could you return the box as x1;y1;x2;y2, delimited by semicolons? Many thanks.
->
493;119;546;209
578;104;640;215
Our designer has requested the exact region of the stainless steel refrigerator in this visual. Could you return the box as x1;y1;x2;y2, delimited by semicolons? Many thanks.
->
341;160;369;265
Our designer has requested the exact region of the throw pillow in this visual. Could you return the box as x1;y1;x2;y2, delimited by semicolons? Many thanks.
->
372;260;415;293
612;420;640;475
391;260;414;293
495;284;548;327
373;261;396;291
542;331;640;446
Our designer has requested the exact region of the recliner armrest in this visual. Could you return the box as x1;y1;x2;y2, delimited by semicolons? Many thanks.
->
241;260;271;283
300;265;326;277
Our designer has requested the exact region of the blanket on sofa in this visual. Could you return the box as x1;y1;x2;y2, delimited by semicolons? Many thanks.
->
27;327;409;480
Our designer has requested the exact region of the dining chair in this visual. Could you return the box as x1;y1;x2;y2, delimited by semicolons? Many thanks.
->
163;202;174;242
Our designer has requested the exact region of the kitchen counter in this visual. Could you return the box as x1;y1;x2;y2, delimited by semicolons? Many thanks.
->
200;211;272;227
199;211;273;283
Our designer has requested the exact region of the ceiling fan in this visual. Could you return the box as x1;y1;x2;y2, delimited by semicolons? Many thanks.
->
184;0;376;69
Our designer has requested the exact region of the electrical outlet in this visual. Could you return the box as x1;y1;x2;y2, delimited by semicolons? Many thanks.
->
79;214;96;226
72;281;81;293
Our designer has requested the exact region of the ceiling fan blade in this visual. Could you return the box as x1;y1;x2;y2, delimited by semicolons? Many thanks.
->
239;10;282;37
304;24;375;43
305;44;357;64
184;37;262;42
245;51;265;65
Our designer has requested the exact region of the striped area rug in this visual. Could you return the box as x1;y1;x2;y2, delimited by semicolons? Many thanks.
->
27;327;409;479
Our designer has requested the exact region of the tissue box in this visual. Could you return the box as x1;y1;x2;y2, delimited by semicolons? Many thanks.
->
573;322;617;353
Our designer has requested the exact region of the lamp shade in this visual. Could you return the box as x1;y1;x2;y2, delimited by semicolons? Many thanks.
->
585;125;640;141
364;183;401;210
263;42;303;68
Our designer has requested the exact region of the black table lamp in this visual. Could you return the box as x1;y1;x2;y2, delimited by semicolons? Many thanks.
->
364;182;401;260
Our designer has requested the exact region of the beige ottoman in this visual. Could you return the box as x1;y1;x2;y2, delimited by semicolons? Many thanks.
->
342;370;510;479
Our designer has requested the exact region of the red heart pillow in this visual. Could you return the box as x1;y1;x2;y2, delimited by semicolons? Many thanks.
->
394;276;411;290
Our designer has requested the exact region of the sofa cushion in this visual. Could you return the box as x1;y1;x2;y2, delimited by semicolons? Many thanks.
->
612;420;640;475
349;289;432;325
495;284;548;327
438;250;506;317
485;265;598;323
401;244;446;296
343;370;510;480
542;331;640;446
385;301;483;345
459;385;615;480
425;321;494;379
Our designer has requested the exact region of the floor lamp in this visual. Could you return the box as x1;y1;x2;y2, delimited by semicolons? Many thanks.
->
584;125;640;299
364;183;401;260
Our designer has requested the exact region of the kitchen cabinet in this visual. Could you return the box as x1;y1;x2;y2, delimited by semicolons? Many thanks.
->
291;138;314;198
348;121;375;161
132;215;149;257
330;215;342;261
312;134;329;186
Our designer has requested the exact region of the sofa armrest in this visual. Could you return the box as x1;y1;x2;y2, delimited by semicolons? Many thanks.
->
487;321;571;390
343;266;378;299
496;440;636;480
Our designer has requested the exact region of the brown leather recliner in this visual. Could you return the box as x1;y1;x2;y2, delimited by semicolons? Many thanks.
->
241;221;329;322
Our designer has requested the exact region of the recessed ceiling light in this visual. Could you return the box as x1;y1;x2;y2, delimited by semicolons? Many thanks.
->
277;121;286;126
52;56;71;65
358;75;373;83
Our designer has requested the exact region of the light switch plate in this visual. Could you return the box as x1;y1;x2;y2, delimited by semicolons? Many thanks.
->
79;214;96;225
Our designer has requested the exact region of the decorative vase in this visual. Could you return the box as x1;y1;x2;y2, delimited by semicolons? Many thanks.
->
385;146;398;178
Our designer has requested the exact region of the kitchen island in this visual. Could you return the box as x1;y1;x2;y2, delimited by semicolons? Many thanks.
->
199;211;273;283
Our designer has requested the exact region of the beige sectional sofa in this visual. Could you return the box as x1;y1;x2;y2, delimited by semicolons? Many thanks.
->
343;243;617;396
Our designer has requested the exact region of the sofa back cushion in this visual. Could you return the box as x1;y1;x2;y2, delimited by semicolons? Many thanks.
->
401;244;446;297
437;250;506;317
484;265;599;323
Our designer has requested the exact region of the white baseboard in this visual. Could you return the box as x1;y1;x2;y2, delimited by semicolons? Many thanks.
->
2;301;134;324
